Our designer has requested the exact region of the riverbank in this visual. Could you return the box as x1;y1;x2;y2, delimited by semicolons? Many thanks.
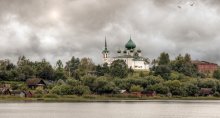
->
1;95;220;102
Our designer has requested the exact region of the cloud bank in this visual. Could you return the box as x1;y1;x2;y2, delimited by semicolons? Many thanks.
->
0;0;219;65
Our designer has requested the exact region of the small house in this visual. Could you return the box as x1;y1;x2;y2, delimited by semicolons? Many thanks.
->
26;78;46;89
199;88;213;96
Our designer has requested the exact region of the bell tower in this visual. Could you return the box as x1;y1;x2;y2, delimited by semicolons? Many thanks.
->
102;37;109;63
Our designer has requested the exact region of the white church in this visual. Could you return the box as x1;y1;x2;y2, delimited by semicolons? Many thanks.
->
102;37;150;71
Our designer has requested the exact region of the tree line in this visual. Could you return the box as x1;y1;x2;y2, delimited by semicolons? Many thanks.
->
1;53;220;97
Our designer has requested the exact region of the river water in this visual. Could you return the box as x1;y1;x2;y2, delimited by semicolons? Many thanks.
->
1;100;220;118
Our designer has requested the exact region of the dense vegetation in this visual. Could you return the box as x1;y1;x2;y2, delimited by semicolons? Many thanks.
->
1;53;220;98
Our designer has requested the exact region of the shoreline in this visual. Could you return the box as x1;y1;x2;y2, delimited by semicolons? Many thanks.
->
1;95;220;102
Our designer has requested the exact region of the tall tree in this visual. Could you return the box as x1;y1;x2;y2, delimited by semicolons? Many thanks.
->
65;56;80;78
35;59;54;80
110;60;128;78
77;58;95;76
158;52;170;65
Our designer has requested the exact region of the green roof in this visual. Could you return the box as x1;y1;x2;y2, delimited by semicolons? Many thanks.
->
125;37;136;50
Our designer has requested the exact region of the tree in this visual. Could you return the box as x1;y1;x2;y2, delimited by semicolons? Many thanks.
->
65;56;80;78
77;58;95;76
153;65;171;80
35;59;54;81
96;65;104;76
93;76;117;94
158;52;170;65
213;69;220;79
54;60;67;80
170;54;197;77
110;60;128;78
56;60;63;70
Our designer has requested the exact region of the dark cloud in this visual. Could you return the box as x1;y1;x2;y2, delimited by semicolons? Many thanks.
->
0;0;219;65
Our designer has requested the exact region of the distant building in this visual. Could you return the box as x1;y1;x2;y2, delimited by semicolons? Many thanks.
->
192;60;218;73
26;78;46;89
102;37;150;70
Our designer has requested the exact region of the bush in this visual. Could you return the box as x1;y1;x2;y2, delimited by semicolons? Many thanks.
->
164;80;182;96
213;69;220;79
130;85;143;92
147;83;169;94
35;87;44;94
66;79;81;86
94;77;117;94
50;85;72;95
72;85;91;96
213;92;220;97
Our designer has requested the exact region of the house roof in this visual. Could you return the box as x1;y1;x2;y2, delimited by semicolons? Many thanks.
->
26;78;46;86
192;60;218;65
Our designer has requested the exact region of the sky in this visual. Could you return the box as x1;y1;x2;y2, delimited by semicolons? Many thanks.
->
0;0;220;65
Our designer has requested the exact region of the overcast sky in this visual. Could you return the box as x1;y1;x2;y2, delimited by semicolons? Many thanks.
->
0;0;220;65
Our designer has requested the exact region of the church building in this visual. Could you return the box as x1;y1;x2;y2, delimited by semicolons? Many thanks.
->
102;37;150;71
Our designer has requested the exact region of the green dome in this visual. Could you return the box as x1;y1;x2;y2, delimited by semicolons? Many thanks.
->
137;49;141;53
123;50;127;53
117;50;121;53
125;37;136;50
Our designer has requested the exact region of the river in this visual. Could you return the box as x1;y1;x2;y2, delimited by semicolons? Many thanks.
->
0;100;220;118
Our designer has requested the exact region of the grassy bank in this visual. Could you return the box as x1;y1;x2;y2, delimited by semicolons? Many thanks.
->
1;95;220;102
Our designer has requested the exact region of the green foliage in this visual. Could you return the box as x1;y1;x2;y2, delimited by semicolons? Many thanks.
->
95;63;110;76
198;78;217;91
213;69;220;79
153;65;171;80
110;60;128;78
54;70;67;80
130;85;143;92
50;85;72;95
147;83;169;94
93;76;117;94
213;92;220;97
158;52;170;65
66;79;81;86
182;82;199;96
35;59;54;80
77;58;95;77
35;87;44;94
164;80;182;96
65;56;80;78
170;54;197;77
71;85;91;96
139;71;145;77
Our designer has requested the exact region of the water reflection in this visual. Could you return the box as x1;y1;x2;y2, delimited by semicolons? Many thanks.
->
0;101;220;118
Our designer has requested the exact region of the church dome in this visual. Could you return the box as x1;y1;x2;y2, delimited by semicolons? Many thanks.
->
117;50;121;53
123;50;127;54
125;37;136;50
137;49;141;53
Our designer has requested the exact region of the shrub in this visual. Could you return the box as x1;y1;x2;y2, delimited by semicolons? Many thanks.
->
213;92;220;97
130;85;143;92
35;87;44;94
71;85;91;96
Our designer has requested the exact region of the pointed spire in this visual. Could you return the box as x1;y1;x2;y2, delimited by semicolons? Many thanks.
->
105;36;107;50
102;36;109;53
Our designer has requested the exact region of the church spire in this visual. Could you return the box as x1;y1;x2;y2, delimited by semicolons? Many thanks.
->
105;36;107;50
102;36;109;54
